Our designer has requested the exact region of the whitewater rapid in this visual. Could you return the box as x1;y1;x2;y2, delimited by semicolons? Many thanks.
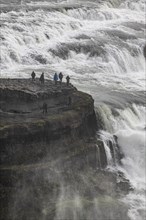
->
0;0;145;220
0;0;145;91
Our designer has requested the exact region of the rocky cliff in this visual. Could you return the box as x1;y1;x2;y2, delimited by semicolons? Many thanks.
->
0;79;131;220
0;78;97;166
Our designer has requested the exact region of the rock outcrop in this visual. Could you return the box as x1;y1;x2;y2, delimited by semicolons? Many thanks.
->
0;78;97;166
0;78;131;220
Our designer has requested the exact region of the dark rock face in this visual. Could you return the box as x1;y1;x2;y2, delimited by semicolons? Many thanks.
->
0;79;98;169
0;78;97;166
0;79;131;220
0;78;98;219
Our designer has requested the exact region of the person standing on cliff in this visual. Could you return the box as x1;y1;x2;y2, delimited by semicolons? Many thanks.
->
53;73;58;85
39;72;44;84
59;72;63;85
31;71;36;81
66;75;70;86
42;102;48;114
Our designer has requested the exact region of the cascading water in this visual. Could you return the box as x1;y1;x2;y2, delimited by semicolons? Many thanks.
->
0;0;145;219
96;104;146;220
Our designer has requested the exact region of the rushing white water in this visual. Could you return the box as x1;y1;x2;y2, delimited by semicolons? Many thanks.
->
98;104;146;220
0;0;145;219
116;108;145;220
0;0;145;90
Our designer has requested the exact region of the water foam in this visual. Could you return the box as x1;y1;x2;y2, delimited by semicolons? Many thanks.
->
0;0;145;91
98;103;146;220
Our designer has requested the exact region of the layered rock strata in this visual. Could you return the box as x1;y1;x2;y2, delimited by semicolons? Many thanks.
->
0;79;131;220
0;78;97;166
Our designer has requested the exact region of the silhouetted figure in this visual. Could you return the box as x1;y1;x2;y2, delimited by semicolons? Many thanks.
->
59;72;63;84
143;45;146;59
66;75;70;86
42;102;47;114
31;71;36;81
39;72;44;84
54;73;58;85
68;96;72;106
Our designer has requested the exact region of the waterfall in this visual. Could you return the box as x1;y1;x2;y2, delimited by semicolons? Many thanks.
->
96;103;146;220
96;103;145;169
98;131;118;167
0;0;145;219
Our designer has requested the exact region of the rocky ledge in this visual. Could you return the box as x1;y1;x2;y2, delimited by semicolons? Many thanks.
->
0;78;97;166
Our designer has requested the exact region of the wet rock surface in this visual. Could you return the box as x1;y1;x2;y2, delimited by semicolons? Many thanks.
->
0;78;131;220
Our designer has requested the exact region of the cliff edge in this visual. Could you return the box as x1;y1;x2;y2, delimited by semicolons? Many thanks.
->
0;78;131;220
0;78;97;166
